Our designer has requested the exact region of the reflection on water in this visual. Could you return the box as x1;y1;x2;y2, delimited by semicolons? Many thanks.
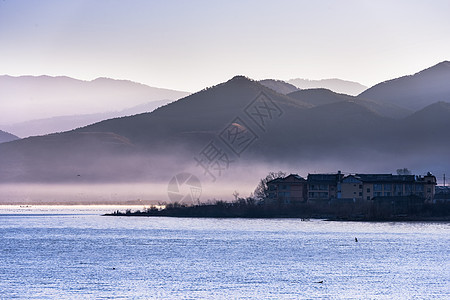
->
0;206;449;299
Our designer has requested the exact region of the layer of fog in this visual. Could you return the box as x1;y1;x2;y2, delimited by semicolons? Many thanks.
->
1;150;445;205
0;181;257;205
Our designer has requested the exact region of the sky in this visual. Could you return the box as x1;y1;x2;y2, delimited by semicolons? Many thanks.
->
1;0;449;92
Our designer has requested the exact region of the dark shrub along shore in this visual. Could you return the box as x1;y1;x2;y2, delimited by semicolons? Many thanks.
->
104;198;450;221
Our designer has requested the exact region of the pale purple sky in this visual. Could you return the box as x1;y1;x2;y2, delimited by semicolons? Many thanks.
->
1;0;449;92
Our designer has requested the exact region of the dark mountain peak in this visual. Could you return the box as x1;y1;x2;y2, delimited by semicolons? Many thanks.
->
359;61;450;111
289;87;343;97
287;88;354;107
433;60;449;67
406;101;450;119
183;75;256;96
403;101;450;135
286;88;411;118
149;75;307;118
287;78;367;96
229;75;254;83
259;79;299;95
364;61;450;88
0;130;19;144
413;60;450;77
191;75;257;94
72;75;309;148
430;100;450;109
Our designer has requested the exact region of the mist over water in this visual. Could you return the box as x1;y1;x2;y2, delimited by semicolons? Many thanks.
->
0;180;258;205
0;154;445;205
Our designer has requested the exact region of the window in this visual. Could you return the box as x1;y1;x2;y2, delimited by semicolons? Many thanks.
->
384;192;391;196
384;184;392;191
359;192;362;196
319;184;328;190
405;184;413;194
374;192;382;197
367;196;370;200
367;188;371;193
309;192;329;198
374;184;382;191
394;184;403;194
359;184;363;189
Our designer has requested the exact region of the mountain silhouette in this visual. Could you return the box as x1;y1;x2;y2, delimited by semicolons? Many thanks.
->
0;64;449;183
287;88;352;106
0;76;307;181
359;61;450;111
0;75;189;124
287;88;410;118
4;99;173;138
259;79;299;95
74;76;308;149
402;101;450;141
287;78;367;96
0;130;18;144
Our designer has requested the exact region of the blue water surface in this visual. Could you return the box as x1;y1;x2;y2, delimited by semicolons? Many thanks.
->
0;206;448;299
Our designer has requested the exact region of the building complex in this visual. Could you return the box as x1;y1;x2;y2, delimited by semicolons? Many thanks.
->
267;171;437;204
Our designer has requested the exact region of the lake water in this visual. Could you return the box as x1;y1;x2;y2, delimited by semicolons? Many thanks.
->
0;206;448;299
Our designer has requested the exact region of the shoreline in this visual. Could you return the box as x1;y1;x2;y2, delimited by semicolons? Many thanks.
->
103;210;450;222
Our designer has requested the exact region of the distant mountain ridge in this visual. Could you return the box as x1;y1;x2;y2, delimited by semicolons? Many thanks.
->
0;76;310;182
0;130;19;144
0;75;190;124
259;79;299;95
287;78;367;96
404;101;450;129
359;61;450;111
4;99;173;138
287;88;411;118
1;63;450;183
